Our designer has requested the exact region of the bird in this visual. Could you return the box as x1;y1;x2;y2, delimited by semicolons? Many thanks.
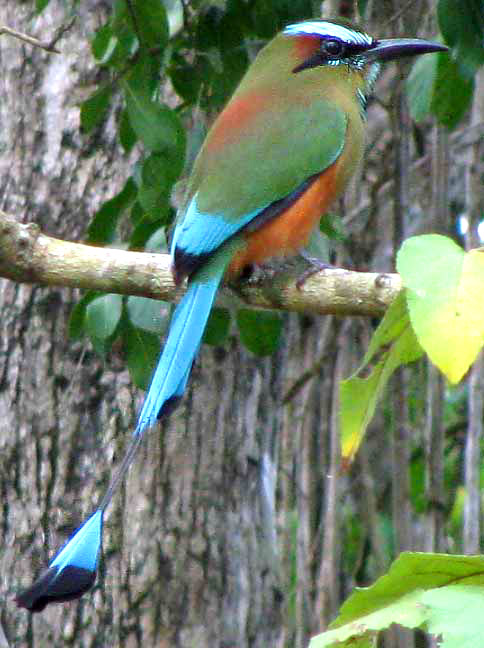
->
16;19;446;612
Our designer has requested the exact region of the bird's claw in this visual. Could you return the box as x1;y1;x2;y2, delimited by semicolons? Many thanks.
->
296;253;335;290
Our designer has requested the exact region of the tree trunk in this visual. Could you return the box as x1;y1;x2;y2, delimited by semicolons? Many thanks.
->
0;3;287;644
1;2;477;647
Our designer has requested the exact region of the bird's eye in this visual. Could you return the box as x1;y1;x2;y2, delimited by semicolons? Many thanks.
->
322;39;345;57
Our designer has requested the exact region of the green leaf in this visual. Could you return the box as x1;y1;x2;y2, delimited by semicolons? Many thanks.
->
94;2;139;69
431;53;474;129
119;108;137;153
203;308;231;346
195;7;224;51
143;226;169;252
212;44;248;108
130;200;146;228
111;0;138;60
130;219;166;249
137;186;170;221
320;212;346;242
340;292;423;462
249;4;281;38
438;0;484;70
310;553;484;648
123;325;161;390
131;0;169;49
236;310;282;356
169;57;210;105
137;153;173;220
35;0;51;12
126;296;170;334
89;336;112;357
68;292;100;339
250;0;313;37
424;585;484;647
123;75;186;160
85;294;123;341
406;54;438;123
87;177;137;244
80;87;112;133
189;6;249;109
407;51;474;129
141;152;171;195
397;234;484;383
91;23;117;64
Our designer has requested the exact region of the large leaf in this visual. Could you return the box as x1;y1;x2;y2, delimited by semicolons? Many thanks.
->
80;86;112;133
123;67;185;160
406;51;474;129
130;219;166;250
85;294;123;341
122;325;161;390
126;295;170;334
203;308;231;346
431;53;474;129
108;1;139;67
68;292;100;339
130;0;169;49
119;108;137;153
310;553;484;647
137;153;173;221
397;235;484;383
340;292;423;463
438;0;484;70
87;177;137;244
91;23;118;65
236;310;283;357
406;54;438;123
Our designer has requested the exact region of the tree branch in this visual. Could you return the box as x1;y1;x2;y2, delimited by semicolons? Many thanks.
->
0;209;401;316
0;18;76;53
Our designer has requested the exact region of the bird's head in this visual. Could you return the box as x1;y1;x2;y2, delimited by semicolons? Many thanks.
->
237;20;447;111
281;19;447;93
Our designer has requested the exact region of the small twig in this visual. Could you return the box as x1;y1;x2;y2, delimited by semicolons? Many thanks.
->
283;356;329;404
0;17;76;54
47;16;76;52
0;24;60;53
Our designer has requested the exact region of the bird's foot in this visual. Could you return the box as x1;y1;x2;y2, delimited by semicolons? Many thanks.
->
296;251;335;289
238;260;284;284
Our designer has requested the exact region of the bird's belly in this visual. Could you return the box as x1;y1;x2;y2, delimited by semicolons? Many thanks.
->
228;157;342;277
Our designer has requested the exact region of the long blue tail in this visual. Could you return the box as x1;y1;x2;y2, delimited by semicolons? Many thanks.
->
136;272;223;433
17;269;224;611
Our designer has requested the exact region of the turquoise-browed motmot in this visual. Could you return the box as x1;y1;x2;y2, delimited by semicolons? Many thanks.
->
16;19;446;611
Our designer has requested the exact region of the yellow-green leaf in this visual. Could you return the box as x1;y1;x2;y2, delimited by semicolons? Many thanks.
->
397;234;484;383
310;552;484;648
340;292;422;462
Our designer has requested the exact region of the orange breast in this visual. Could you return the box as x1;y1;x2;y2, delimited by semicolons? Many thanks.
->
228;157;343;277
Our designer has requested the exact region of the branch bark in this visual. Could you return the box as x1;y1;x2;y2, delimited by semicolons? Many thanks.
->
0;209;402;317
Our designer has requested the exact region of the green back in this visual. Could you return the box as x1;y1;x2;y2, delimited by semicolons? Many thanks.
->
186;34;354;221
